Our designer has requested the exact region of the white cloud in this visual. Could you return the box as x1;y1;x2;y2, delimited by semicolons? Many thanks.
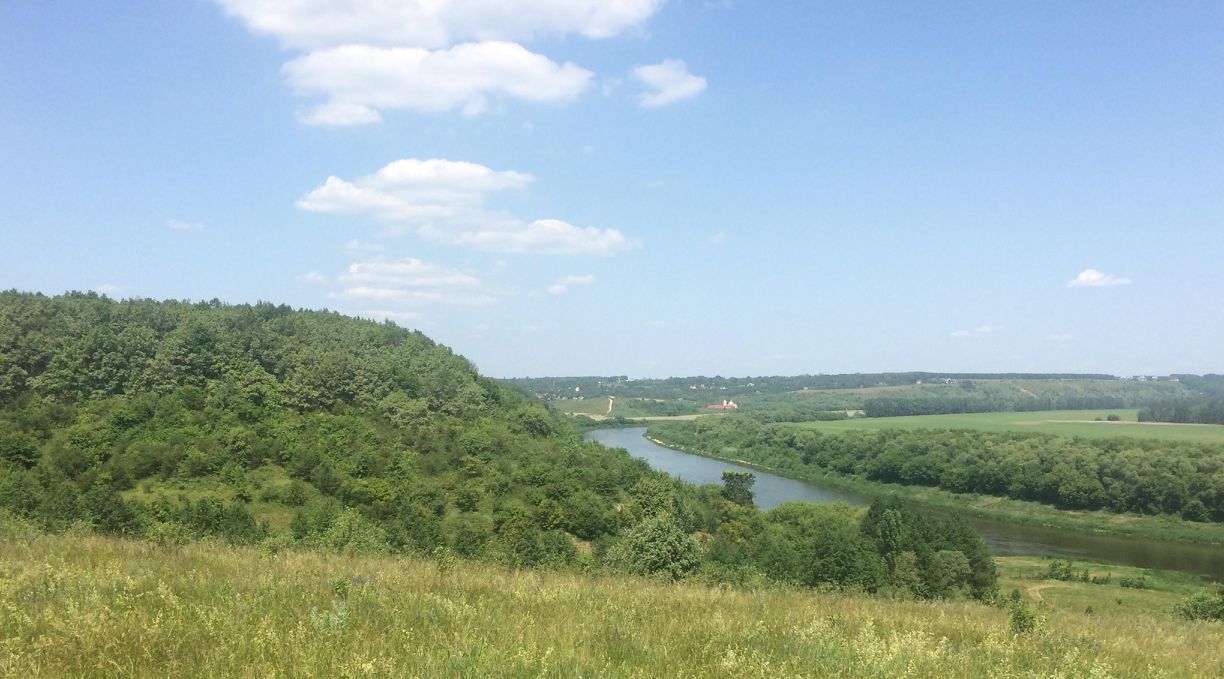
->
299;158;532;217
632;59;707;108
1068;268;1132;288
343;257;481;289
300;102;382;126
284;42;592;124
708;231;725;245
332;257;495;306
446;219;635;256
166;219;204;231
950;324;1001;338
296;271;329;284
299;158;637;256
93;283;123;296
547;274;596;295
1047;333;1075;342
216;0;663;50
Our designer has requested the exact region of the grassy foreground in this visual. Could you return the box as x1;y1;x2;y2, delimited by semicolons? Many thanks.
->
789;410;1224;443
2;530;1221;677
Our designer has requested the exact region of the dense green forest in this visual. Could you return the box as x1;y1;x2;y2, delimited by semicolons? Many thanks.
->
648;417;1224;522
857;379;1193;417
0;291;995;600
1138;376;1224;424
1140;401;1224;427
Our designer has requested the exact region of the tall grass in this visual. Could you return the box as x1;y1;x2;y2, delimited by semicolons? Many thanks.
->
1;528;1220;677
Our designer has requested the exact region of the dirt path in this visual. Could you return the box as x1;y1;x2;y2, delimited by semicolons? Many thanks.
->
1026;583;1057;602
606;396;615;416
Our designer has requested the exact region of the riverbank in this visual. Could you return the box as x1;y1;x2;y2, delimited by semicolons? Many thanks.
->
644;429;1224;548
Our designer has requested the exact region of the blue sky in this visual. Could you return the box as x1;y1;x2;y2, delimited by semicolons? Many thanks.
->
2;1;1222;377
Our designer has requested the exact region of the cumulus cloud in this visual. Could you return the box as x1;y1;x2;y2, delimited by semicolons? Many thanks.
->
632;59;707;107
284;42;592;123
299;158;532;218
1068;269;1131;288
166;218;204;231
299;158;637;256
216;1;665;124
215;0;663;50
950;324;1001;338
547;274;595;295
331;257;496;305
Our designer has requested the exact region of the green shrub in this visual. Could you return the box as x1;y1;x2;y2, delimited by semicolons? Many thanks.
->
1175;585;1224;621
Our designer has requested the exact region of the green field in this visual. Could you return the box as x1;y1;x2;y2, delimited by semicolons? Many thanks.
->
788;409;1224;443
3;527;1221;677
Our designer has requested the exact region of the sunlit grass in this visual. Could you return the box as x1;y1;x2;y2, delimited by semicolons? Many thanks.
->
2;530;1220;677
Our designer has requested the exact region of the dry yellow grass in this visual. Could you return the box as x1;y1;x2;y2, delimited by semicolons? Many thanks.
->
1;529;1221;677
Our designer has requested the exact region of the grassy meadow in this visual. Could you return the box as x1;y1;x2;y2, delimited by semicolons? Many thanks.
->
788;409;1224;443
995;556;1209;618
2;525;1222;678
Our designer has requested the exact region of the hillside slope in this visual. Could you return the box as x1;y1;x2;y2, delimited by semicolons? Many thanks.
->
1;529;1220;678
0;291;999;600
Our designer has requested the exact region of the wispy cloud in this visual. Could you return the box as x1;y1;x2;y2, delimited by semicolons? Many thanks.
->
93;283;123;296
632;59;707;108
166;218;204;231
296;271;328;284
1068;268;1131;288
950;324;1002;338
547;274;595;295
330;257;495;306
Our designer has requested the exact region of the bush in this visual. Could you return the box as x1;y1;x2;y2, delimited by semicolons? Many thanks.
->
605;517;700;580
1008;601;1043;635
1175;585;1224;621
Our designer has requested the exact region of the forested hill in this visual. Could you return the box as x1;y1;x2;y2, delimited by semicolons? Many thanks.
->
0;290;589;551
0;291;998;601
0;290;507;416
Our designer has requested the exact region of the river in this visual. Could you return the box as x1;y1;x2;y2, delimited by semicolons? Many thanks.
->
586;427;1224;580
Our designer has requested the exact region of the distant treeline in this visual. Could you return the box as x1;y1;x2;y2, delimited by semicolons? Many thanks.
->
505;372;1124;401
863;378;1191;418
1139;399;1224;426
648;418;1224;523
1137;375;1224;425
866;396;1140;417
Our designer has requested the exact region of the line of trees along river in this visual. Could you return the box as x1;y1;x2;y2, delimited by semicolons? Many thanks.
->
586;428;1224;580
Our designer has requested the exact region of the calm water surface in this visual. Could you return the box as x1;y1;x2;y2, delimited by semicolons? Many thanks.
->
586;427;1224;580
